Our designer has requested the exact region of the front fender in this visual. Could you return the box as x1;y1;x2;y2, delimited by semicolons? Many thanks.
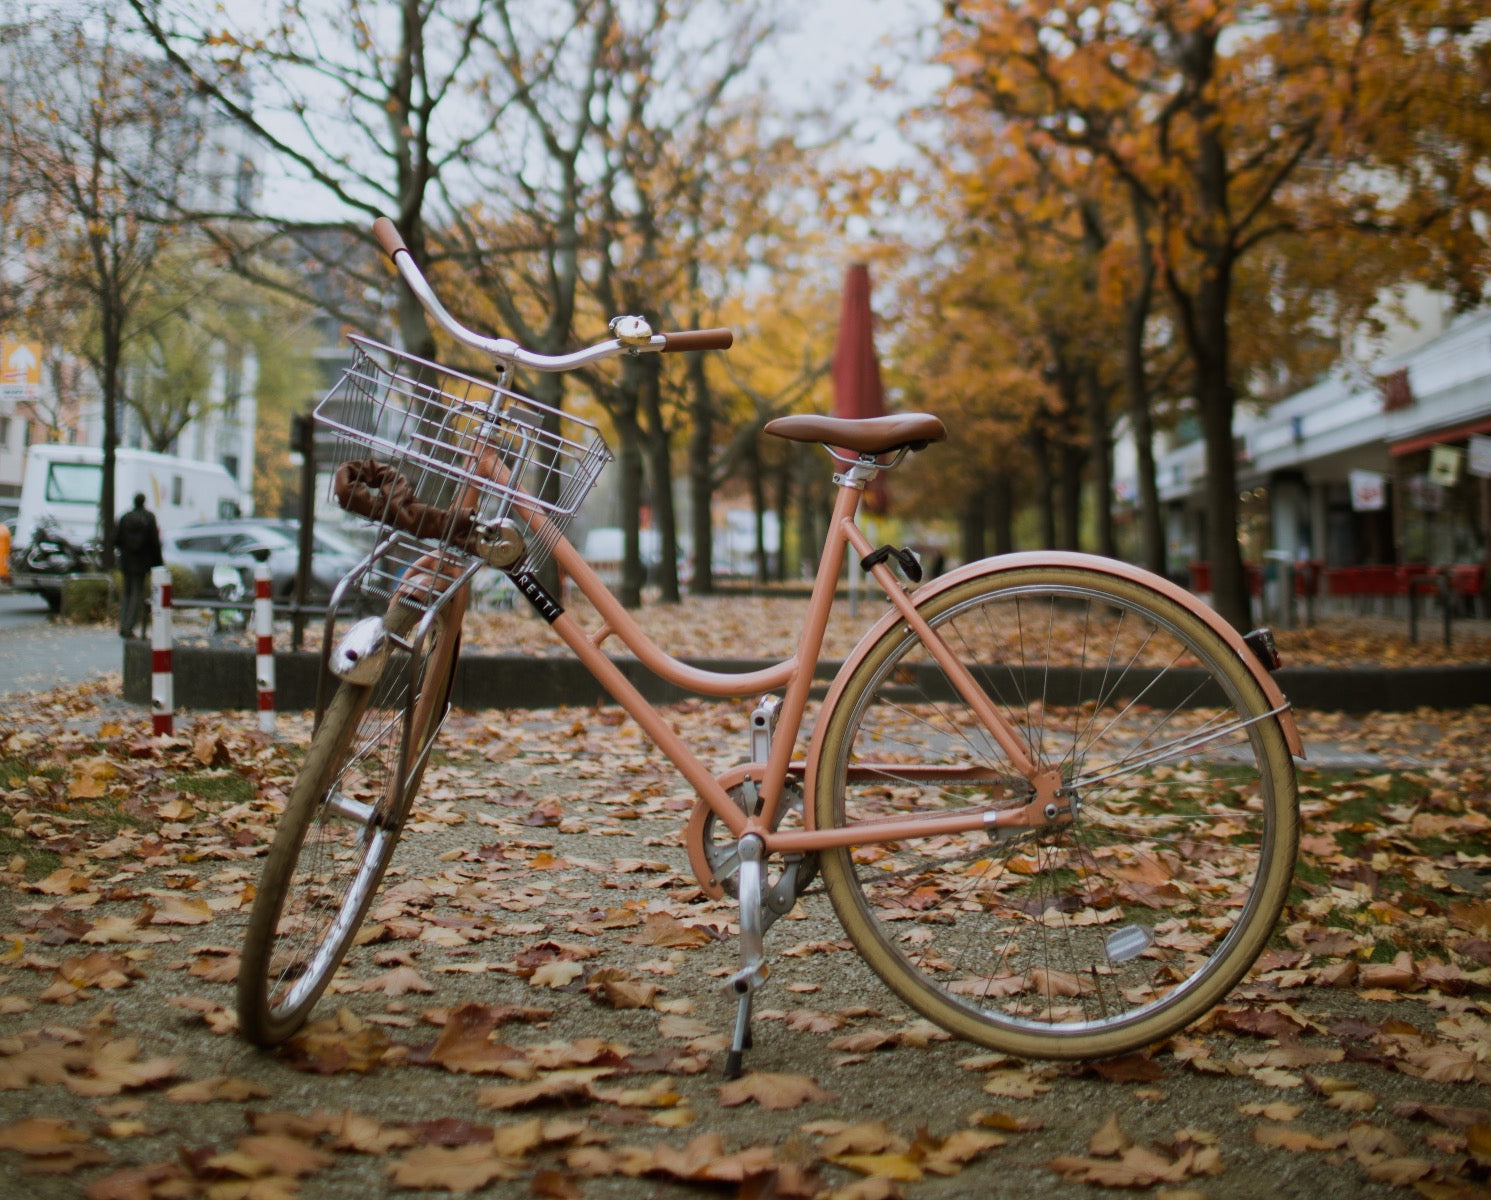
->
805;551;1304;819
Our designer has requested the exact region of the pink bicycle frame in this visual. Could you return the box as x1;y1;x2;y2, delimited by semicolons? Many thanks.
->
527;473;1061;858
397;444;1299;864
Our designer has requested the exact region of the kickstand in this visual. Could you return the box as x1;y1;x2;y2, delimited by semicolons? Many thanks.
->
721;833;768;1079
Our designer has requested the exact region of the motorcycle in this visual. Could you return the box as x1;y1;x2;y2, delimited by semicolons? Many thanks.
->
14;517;102;612
22;517;99;574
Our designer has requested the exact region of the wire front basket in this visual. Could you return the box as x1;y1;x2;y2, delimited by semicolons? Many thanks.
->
316;335;611;583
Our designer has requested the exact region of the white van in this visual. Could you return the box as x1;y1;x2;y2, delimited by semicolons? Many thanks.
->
13;444;244;550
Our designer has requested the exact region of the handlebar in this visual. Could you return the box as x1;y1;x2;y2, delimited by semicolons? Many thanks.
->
371;216;733;371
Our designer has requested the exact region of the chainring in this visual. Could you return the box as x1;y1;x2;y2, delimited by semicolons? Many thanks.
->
696;781;819;905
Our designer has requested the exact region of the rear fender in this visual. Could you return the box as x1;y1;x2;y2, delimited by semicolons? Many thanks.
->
805;551;1305;818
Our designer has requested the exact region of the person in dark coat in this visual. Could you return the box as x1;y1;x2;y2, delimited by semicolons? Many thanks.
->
113;492;163;639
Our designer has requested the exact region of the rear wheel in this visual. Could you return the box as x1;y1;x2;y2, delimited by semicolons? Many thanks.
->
814;566;1298;1060
237;598;460;1046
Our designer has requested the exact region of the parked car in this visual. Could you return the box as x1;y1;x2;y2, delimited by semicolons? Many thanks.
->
162;519;365;604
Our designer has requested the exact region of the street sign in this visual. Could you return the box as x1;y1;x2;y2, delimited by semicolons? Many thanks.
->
1349;469;1386;512
0;340;42;402
1468;434;1491;479
1429;444;1465;487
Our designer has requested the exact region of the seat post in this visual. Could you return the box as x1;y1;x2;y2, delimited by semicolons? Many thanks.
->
832;455;884;494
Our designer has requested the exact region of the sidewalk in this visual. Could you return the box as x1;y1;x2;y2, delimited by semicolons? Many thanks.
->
0;591;122;698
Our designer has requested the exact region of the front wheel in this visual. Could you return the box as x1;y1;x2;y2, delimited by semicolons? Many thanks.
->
237;601;460;1046
814;565;1298;1060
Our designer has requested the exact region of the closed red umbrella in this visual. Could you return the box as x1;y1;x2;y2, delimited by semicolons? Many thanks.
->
833;263;884;420
832;263;889;513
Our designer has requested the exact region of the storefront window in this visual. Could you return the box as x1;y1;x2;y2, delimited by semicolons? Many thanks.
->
1397;449;1486;563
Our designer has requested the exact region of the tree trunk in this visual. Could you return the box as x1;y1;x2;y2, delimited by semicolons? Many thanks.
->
1124;188;1165;575
1128;393;1165;574
747;434;768;583
687;351;715;595
639;355;679;604
392;216;437;363
772;450;791;582
1184;239;1249;626
1030;428;1057;548
991;474;1014;555
1198;356;1248;627
961;490;987;564
99;285;123;570
1083;364;1115;557
1059;439;1083;550
796;445;819;579
1177;27;1250;629
615;361;645;609
1178;46;1249;627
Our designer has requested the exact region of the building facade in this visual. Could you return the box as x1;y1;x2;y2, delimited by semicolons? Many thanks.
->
1132;305;1491;583
0;16;262;518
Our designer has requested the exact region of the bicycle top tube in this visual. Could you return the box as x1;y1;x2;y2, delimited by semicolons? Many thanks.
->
373;217;732;371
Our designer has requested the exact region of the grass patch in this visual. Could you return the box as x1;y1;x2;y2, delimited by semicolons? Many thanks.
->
80;796;143;836
0;755;63;789
0;834;62;877
1301;768;1435;855
176;771;257;808
1291;858;1330;889
0;756;69;875
0;809;64;877
1366;940;1404;964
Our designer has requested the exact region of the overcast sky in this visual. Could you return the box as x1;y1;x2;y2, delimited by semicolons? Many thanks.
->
772;0;943;164
235;0;946;223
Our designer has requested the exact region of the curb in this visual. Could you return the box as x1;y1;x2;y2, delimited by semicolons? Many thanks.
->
123;642;842;712
122;642;1491;714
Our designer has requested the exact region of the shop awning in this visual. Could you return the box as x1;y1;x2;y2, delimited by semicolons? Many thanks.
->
1390;414;1491;457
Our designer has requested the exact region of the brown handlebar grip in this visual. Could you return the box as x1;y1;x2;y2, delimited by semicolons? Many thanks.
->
660;328;733;352
373;216;408;260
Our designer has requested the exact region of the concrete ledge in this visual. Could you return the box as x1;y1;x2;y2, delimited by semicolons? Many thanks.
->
123;643;839;712
1273;664;1491;713
124;642;1491;713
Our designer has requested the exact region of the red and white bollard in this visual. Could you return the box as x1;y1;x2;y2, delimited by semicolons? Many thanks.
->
254;563;275;733
150;565;173;736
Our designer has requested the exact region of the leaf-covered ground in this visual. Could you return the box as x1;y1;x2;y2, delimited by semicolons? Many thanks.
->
454;593;1491;666
1;642;1489;1197
191;588;1491;667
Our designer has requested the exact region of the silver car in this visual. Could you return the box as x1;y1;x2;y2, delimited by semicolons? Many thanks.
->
162;519;365;603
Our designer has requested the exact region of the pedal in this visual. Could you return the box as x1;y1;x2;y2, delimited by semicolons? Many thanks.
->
750;695;781;765
722;959;769;995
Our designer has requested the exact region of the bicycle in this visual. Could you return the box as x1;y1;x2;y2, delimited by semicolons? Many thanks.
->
237;216;1303;1074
